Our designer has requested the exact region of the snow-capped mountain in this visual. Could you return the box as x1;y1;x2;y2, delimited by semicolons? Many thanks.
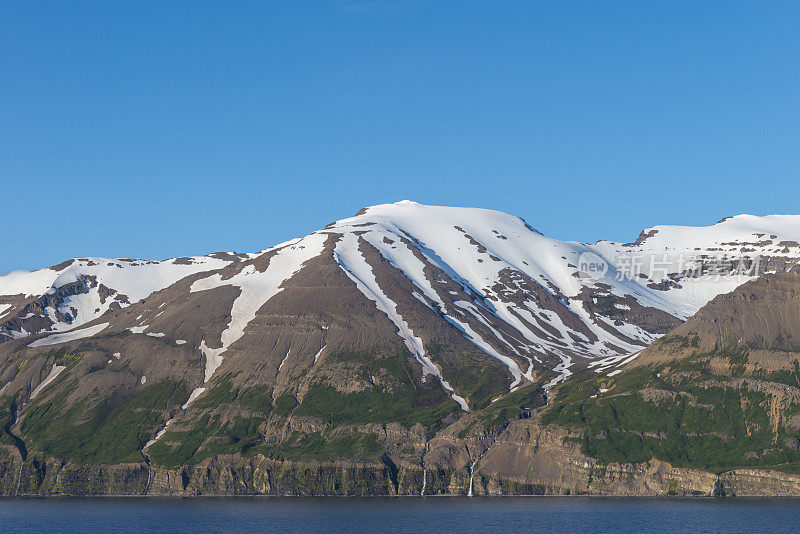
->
2;202;800;413
0;254;238;339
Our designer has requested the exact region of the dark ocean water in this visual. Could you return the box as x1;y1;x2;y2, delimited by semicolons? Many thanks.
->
1;496;799;533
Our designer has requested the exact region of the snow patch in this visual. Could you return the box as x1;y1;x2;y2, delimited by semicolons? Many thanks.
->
30;364;66;400
144;421;173;450
29;322;109;347
0;255;233;337
278;349;291;372
313;344;326;364
182;387;206;409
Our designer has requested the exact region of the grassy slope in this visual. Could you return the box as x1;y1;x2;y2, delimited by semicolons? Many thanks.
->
20;378;191;464
543;337;800;474
148;350;462;467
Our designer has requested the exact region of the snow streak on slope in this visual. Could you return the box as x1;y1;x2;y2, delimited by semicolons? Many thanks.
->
28;322;110;347
30;364;66;400
324;202;647;386
186;234;328;404
323;202;800;387
334;232;471;410
6;201;800;403
358;227;527;385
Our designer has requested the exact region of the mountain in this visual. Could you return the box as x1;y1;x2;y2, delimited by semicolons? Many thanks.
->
3;201;800;496
543;271;800;485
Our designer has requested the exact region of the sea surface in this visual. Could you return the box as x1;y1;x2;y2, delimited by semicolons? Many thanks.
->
1;496;799;533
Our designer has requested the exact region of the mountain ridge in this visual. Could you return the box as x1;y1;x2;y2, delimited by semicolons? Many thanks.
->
3;202;800;496
4;201;800;404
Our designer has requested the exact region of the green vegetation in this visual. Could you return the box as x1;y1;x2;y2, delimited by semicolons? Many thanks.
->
148;348;459;467
56;352;85;366
659;333;701;349
475;381;547;433
273;392;298;417
148;413;265;467
426;343;509;411
149;413;384;467
21;379;190;464
292;350;460;429
192;375;274;415
543;346;800;473
258;431;384;462
295;383;457;428
147;376;277;467
483;380;547;415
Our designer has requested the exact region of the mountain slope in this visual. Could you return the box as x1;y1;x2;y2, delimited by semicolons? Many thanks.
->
3;202;800;480
543;272;800;475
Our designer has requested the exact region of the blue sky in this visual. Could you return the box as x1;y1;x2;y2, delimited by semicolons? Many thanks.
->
2;1;799;272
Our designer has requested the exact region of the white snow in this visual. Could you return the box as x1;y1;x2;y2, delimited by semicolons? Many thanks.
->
313;344;326;364
334;232;470;411
0;269;60;298
28;322;109;347
7;201;800;401
0;254;233;336
11;328;30;339
324;202;800;381
182;387;206;409
140;376;147;384
146;332;165;338
175;339;187;345
144;420;173;450
278;348;291;372
326;203;650;386
183;233;328;406
30;364;66;400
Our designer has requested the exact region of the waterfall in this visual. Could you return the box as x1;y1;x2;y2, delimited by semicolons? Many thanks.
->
420;440;429;496
467;460;477;497
144;459;152;494
13;463;22;496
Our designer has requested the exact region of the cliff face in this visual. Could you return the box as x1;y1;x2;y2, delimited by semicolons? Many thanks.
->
4;416;800;497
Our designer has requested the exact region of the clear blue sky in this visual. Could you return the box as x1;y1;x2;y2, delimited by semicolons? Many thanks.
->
3;1;799;272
